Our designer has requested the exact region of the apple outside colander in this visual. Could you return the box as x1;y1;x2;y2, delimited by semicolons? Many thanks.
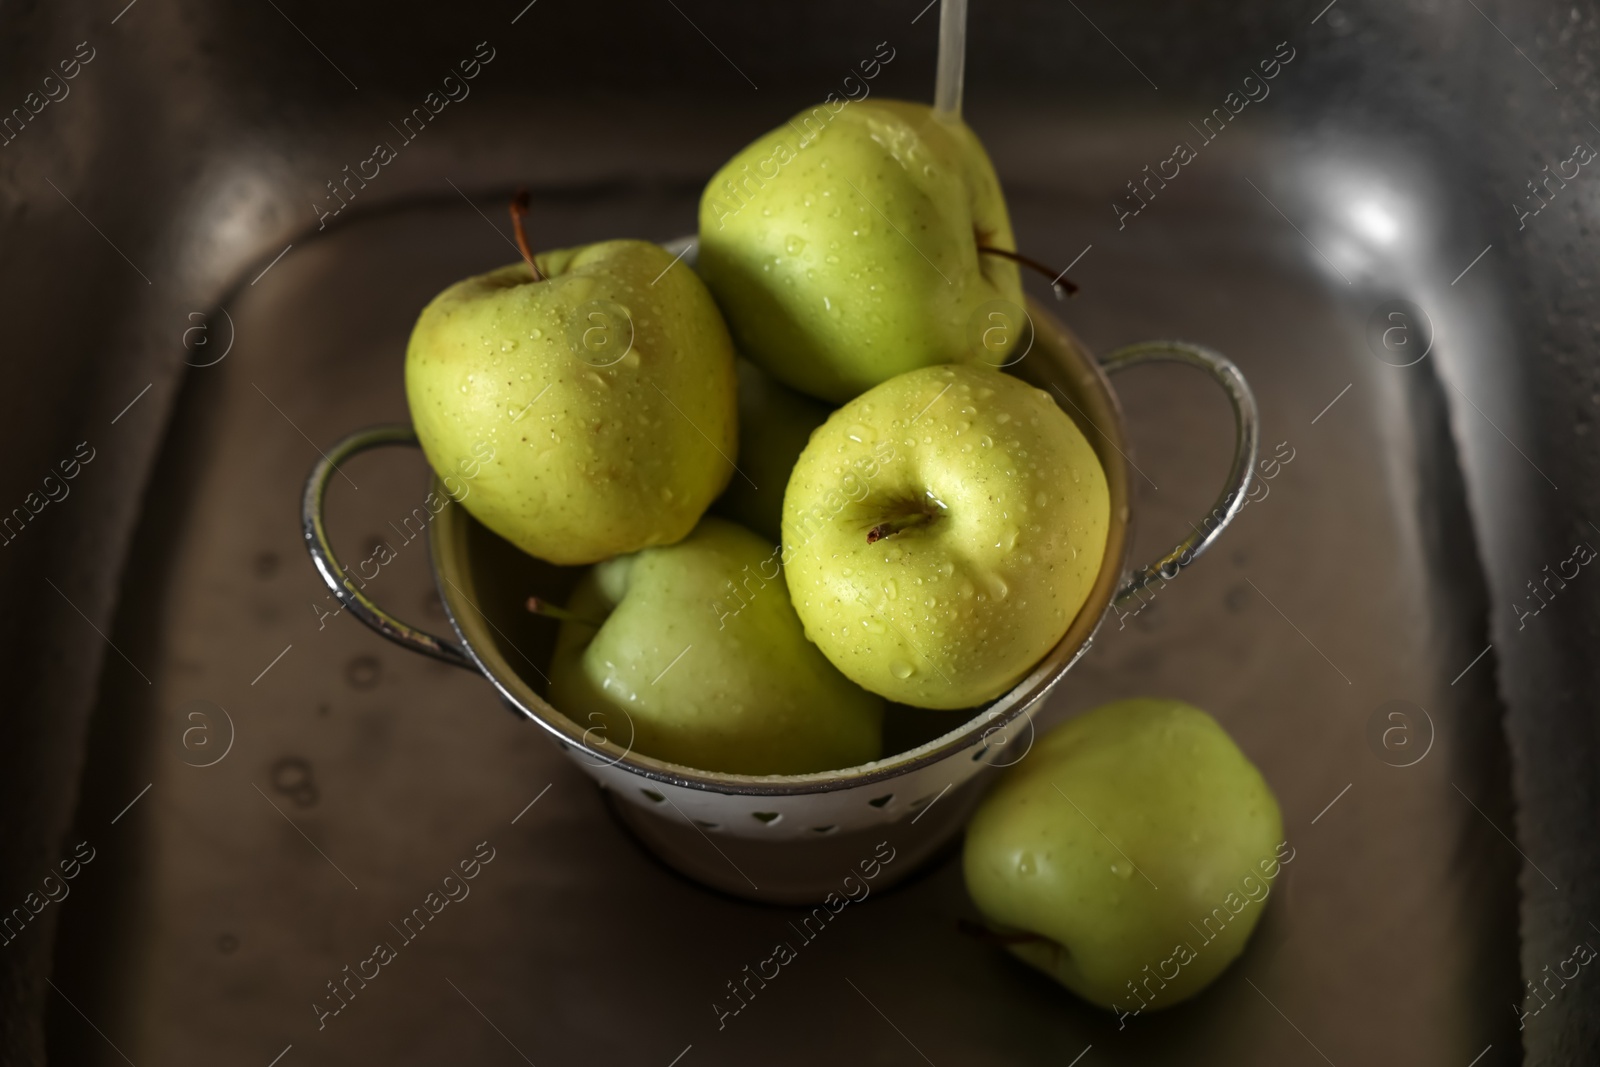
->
302;238;1259;905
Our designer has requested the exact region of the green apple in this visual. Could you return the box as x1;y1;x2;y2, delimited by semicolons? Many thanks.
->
963;699;1288;1017
406;239;738;566
711;359;833;542
547;516;883;775
781;364;1108;709
697;99;1023;402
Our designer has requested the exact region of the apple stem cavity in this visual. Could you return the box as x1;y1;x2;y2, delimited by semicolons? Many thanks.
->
977;245;1079;298
525;595;604;628
866;512;936;543
509;188;545;282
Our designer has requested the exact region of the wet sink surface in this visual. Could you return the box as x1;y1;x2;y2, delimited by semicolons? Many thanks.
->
41;101;1525;1066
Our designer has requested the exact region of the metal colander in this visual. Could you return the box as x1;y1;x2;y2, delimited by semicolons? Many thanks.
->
302;249;1257;905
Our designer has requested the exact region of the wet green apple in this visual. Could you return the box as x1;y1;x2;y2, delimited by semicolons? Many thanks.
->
782;364;1108;709
548;516;883;776
963;699;1288;1016
711;359;833;542
406;239;737;566
697;99;1022;402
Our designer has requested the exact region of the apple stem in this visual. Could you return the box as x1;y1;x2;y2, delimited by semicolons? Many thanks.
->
510;188;544;282
867;512;935;543
977;245;1079;298
956;918;1054;947
525;595;604;628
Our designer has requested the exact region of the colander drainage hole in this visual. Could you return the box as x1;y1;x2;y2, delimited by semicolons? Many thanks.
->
867;794;894;808
640;789;666;803
693;819;720;830
752;812;781;825
811;825;838;834
971;747;987;761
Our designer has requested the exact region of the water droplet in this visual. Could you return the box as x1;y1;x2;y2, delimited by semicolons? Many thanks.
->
1035;490;1049;507
863;618;886;634
996;412;1011;424
1017;852;1036;876
529;327;542;340
979;435;993;448
987;574;1010;599
890;660;914;680
1111;863;1133;880
785;234;807;255
500;339;517;352
883;579;898;600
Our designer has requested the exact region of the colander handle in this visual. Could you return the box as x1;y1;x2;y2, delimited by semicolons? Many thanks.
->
301;424;475;670
1099;341;1260;606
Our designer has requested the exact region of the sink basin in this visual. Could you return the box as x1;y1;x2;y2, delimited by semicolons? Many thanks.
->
9;1;1596;1064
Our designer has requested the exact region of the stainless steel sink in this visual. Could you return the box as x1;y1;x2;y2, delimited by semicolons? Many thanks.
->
8;1;1598;1065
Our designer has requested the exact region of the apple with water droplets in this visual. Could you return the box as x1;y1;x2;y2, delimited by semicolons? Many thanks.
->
781;363;1109;709
406;233;737;566
547;516;884;775
697;99;1024;402
963;699;1287;1015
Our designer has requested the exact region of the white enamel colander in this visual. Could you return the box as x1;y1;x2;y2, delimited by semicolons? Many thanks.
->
302;240;1258;905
